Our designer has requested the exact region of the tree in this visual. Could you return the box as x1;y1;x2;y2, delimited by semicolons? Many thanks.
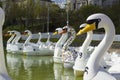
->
68;5;103;31
0;1;2;7
104;3;120;34
85;0;89;5
49;4;66;31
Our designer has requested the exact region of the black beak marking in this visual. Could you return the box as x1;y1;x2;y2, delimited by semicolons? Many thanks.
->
86;18;101;29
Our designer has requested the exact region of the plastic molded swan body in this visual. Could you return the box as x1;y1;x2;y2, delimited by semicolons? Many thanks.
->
80;13;119;80
53;28;68;63
6;31;15;52
0;7;11;80
9;30;23;54
73;23;94;76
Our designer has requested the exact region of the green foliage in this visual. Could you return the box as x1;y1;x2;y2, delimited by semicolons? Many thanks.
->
104;3;120;34
3;25;25;34
0;1;2;7
78;5;103;21
47;4;67;31
66;5;103;32
3;2;120;34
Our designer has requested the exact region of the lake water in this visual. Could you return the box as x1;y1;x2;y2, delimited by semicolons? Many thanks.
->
6;53;83;80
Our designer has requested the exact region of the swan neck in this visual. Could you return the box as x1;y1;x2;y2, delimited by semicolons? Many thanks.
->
11;35;17;44
46;34;50;42
14;33;21;44
24;33;32;44
87;22;115;74
0;30;8;75
37;33;42;43
81;31;93;52
7;35;15;44
55;33;68;48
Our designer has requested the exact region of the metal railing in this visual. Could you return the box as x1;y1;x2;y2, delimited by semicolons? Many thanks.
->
21;33;120;41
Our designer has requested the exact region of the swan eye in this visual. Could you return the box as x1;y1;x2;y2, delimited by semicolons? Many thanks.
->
86;20;95;24
25;32;28;34
62;28;67;30
79;27;84;30
62;28;68;32
86;18;101;24
11;32;14;34
86;18;101;28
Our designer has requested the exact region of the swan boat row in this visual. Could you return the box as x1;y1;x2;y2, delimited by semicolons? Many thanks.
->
0;7;120;80
53;24;106;68
52;13;120;80
6;30;55;56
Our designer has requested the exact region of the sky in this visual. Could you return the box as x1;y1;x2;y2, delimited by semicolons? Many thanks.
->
51;0;66;3
51;0;66;8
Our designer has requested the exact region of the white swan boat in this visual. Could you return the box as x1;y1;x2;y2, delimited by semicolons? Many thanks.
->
61;26;78;68
0;7;11;80
53;26;78;65
23;30;54;56
38;32;54;55
23;30;41;55
80;13;120;80
73;23;95;76
53;27;68;63
9;30;23;54
40;32;55;53
6;31;15;52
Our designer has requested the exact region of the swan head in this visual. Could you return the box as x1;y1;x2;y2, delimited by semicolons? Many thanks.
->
11;30;18;34
4;31;12;37
79;23;87;28
77;13;113;35
10;30;21;37
38;32;41;35
58;25;70;34
24;30;31;33
47;32;50;35
24;30;32;35
76;23;87;36
53;28;62;35
11;31;16;36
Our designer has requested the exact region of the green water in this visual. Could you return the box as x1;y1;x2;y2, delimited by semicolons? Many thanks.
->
6;53;83;80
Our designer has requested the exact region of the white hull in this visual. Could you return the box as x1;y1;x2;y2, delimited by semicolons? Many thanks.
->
63;62;74;68
23;50;54;56
6;49;11;52
53;56;63;63
8;51;23;55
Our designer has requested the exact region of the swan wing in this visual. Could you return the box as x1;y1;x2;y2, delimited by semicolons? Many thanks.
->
111;73;120;80
108;63;120;73
92;71;116;80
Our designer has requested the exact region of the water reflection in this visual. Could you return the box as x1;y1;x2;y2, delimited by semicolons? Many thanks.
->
53;63;63;80
6;53;82;80
53;63;75;80
62;68;75;80
7;54;22;78
53;63;83;80
6;54;54;80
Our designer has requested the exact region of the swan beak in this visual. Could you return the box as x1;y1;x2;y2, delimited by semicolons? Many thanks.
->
22;32;28;35
4;34;11;37
77;23;96;35
59;30;67;35
76;30;82;36
53;32;57;35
